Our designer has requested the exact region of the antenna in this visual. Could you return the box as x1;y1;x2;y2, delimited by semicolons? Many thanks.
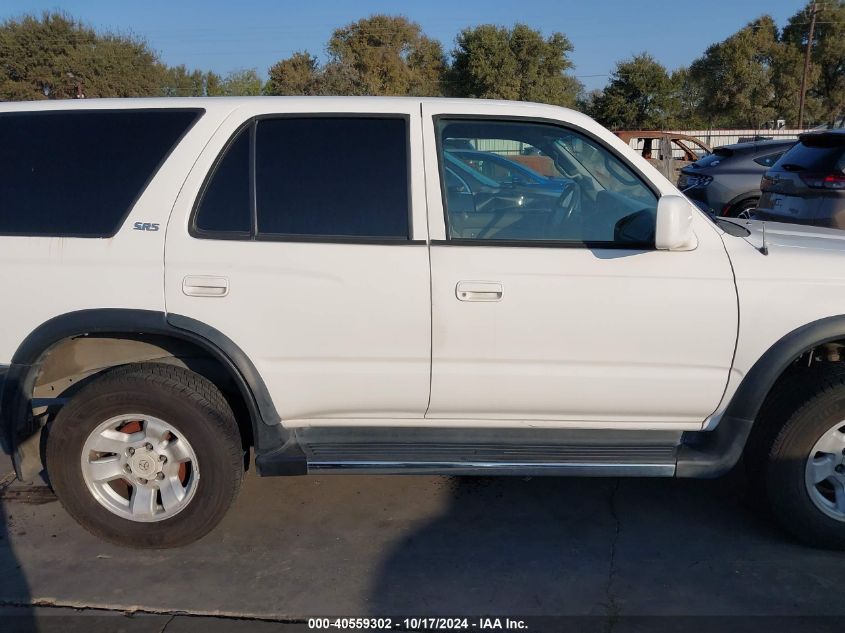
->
760;222;769;256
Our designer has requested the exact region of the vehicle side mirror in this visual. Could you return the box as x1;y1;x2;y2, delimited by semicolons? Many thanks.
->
655;195;697;251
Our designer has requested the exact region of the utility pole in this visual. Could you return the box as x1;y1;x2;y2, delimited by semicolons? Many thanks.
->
798;1;819;129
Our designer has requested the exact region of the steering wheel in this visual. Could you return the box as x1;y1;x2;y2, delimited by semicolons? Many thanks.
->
551;180;582;230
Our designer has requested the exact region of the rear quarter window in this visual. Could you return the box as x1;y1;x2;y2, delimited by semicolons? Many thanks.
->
0;109;201;237
753;152;786;167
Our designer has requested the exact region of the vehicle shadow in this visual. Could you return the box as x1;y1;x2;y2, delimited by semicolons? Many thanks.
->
0;463;35;632
367;468;845;620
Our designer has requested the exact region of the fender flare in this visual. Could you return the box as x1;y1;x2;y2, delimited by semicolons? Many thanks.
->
677;315;845;477
1;309;285;474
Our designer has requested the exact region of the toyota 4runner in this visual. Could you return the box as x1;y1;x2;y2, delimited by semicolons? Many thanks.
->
3;97;845;549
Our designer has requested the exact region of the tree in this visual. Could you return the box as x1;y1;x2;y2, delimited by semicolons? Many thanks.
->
782;1;845;126
688;16;780;128
326;15;445;96
588;53;675;129
670;67;708;129
770;41;815;126
265;52;322;95
0;12;166;100
448;24;581;107
217;68;263;96
161;65;222;97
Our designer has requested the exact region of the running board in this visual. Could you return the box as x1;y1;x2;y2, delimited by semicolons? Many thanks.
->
255;427;681;477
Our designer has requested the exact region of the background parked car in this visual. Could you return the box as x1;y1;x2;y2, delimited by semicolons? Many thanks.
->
447;149;568;192
756;130;845;228
678;139;796;218
442;151;579;238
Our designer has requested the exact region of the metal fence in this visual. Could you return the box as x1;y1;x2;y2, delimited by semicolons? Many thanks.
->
666;129;809;148
468;129;810;157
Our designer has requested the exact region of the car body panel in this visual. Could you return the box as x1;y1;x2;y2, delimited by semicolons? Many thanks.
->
0;99;239;365
706;220;845;427
2;96;845;445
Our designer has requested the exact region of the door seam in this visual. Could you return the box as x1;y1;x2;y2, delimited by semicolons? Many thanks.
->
420;101;434;418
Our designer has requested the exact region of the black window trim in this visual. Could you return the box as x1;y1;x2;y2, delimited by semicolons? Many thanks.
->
432;114;660;251
191;119;254;241
190;112;424;245
0;107;205;239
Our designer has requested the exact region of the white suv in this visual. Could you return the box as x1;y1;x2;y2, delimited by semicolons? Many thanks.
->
3;97;845;548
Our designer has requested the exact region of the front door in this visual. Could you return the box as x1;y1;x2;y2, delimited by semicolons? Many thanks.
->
423;108;737;426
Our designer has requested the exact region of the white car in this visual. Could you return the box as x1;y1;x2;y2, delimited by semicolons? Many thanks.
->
2;97;845;548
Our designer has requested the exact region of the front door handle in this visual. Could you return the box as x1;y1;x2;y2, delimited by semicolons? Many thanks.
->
183;276;229;297
456;281;503;302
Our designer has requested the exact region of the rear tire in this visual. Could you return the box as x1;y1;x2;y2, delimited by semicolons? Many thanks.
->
46;363;244;548
763;368;845;548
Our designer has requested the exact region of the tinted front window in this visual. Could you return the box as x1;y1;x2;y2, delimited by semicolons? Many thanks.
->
194;127;251;235
437;120;657;246
255;117;409;239
0;109;199;236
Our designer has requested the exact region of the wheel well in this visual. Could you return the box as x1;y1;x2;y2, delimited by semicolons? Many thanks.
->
754;341;845;416
748;341;845;419
677;324;845;478
728;196;759;215
32;333;254;453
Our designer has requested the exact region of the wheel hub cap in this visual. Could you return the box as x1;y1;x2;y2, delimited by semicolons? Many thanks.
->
128;450;160;479
81;414;199;523
805;421;845;522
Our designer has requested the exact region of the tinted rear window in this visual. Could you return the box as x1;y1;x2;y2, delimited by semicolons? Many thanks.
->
0;109;200;237
194;126;251;235
255;117;409;239
774;142;845;172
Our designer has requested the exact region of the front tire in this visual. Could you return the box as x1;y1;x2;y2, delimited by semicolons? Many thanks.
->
766;370;845;549
728;198;758;219
46;363;244;548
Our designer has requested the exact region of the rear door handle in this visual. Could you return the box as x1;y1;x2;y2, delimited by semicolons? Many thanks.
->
456;281;503;302
182;276;229;297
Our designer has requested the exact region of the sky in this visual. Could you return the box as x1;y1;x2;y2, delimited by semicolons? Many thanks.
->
2;0;805;90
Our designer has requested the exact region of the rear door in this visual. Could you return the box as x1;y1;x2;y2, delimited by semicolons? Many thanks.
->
165;102;431;422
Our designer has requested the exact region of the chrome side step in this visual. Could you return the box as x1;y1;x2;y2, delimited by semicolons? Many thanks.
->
291;427;681;477
307;461;674;477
